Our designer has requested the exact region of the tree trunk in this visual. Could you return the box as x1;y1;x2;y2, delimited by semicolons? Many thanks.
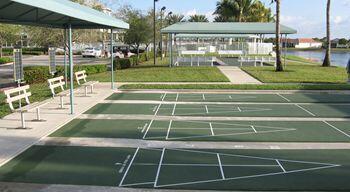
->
0;45;3;58
275;0;283;72
323;0;331;67
136;46;140;65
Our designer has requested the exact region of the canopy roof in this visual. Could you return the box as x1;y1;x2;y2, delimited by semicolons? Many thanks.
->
0;0;129;29
175;34;259;39
162;22;297;35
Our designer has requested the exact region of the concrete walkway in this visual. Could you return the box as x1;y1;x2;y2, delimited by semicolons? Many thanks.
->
0;83;114;167
217;66;262;84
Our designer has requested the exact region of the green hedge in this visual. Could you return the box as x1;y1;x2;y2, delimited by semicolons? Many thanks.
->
24;64;107;84
0;57;13;64
114;58;131;70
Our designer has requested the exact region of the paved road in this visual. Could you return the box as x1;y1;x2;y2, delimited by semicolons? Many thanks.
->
0;55;109;88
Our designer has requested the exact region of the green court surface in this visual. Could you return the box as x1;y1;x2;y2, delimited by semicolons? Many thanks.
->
106;93;350;103
51;119;350;142
0;146;349;191
84;103;350;117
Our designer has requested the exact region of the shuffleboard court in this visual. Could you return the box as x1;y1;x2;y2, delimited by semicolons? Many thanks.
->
50;119;350;142
0;146;349;191
84;103;350;117
106;92;350;103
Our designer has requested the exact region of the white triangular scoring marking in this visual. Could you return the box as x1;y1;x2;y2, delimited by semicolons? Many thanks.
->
154;148;341;188
165;122;296;141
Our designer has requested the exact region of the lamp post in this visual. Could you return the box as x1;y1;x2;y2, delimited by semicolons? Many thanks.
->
160;6;166;60
164;11;172;58
154;0;158;65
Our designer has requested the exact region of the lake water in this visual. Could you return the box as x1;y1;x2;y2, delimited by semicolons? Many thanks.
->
286;50;350;67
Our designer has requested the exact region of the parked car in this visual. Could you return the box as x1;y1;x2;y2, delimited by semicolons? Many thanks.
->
82;47;102;58
112;45;135;58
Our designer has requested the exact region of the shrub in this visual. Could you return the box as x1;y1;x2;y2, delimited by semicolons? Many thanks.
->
23;64;107;84
0;57;13;64
114;58;131;70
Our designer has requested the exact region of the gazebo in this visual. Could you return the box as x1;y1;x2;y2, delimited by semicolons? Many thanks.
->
0;0;129;114
161;22;297;67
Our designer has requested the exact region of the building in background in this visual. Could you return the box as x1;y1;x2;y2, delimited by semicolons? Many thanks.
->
282;38;323;49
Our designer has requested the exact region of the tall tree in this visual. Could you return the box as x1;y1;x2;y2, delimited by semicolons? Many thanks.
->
214;0;273;22
323;0;331;67
0;24;21;58
188;15;209;22
271;0;283;71
166;14;185;25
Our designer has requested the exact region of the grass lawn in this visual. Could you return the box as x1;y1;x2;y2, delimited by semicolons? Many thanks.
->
242;61;348;84
90;66;229;82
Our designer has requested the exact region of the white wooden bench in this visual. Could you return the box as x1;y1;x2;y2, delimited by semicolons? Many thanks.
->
75;70;99;96
238;56;276;67
4;85;49;129
218;50;244;57
48;76;70;109
177;51;210;66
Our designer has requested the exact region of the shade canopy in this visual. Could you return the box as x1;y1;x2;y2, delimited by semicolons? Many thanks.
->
162;22;297;35
175;34;259;39
0;0;129;29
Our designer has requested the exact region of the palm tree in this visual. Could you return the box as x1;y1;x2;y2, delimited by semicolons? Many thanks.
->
271;0;283;71
167;14;185;25
188;15;209;22
214;0;235;22
323;0;331;67
214;0;272;22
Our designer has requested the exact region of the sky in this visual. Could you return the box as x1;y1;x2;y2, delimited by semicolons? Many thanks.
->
101;0;350;38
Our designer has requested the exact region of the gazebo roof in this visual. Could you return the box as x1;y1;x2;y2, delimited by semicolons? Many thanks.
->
0;0;129;29
175;34;259;39
162;22;297;35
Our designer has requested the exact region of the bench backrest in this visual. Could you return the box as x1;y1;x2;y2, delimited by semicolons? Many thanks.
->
48;76;65;96
218;50;243;55
4;85;31;111
180;50;206;56
75;70;88;85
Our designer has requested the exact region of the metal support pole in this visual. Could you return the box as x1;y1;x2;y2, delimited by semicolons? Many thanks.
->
110;28;115;90
64;28;68;88
68;24;74;115
169;34;173;67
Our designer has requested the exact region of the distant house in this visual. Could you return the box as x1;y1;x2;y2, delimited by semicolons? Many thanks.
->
331;38;349;48
282;38;323;48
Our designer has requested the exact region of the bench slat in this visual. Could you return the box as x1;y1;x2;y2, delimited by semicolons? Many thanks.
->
6;92;31;103
4;85;30;95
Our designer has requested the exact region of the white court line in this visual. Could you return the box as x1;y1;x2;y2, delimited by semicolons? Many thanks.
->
172;103;177;116
154;148;166;187
155;164;339;188
132;163;279;167
205;105;209;114
251;125;257;133
142;120;154;139
120;182;155;187
276;159;286;173
323;121;350;138
237;107;242;112
294;104;316;117
166;120;173;140
175;93;179;102
210;123;215;136
202;94;206;101
154;103;162;116
119;148;140;187
161;93;167;101
277;93;291;102
217;154;225;179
